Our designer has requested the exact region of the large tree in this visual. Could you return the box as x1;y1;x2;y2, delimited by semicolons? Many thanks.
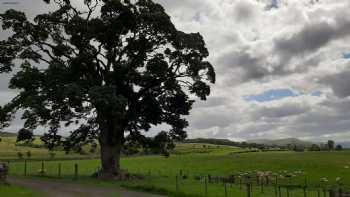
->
0;0;215;178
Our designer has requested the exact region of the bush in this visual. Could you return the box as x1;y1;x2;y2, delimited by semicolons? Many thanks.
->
26;151;31;159
49;152;56;159
335;144;343;151
89;143;98;154
17;152;23;159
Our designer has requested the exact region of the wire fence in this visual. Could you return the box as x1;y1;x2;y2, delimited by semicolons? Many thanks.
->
6;160;350;197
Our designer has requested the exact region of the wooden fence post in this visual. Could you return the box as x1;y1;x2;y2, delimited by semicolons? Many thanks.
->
274;185;278;197
338;188;343;197
175;175;179;193
247;184;251;197
41;161;44;176
205;176;208;196
278;186;282;197
24;160;27;176
58;163;61;178
303;186;307;197
74;163;78;180
304;177;308;187
240;178;242;190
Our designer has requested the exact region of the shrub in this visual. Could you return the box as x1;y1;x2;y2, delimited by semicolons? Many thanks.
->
17;152;23;159
49;152;56;159
26;151;31;159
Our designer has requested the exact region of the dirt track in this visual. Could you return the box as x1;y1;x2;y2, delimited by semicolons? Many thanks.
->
9;177;166;197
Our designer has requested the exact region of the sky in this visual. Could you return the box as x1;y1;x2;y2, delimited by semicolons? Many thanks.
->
1;0;350;143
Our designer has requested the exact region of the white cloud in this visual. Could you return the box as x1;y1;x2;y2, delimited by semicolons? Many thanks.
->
2;0;350;143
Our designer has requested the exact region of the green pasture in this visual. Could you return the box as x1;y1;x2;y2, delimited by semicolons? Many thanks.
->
1;138;349;197
5;149;350;197
0;185;45;197
0;137;97;160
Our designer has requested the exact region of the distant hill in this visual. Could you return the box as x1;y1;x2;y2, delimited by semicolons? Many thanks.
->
184;138;276;149
184;138;241;147
0;132;17;137
339;142;350;148
247;138;314;147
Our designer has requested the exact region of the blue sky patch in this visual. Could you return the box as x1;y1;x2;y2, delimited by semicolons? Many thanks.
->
244;89;300;102
311;91;322;97
245;89;322;103
265;0;279;10
343;52;350;59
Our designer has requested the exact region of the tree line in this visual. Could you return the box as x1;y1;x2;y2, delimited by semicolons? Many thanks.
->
184;138;345;152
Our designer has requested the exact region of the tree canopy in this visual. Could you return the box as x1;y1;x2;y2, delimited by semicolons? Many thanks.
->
0;0;215;178
16;128;34;143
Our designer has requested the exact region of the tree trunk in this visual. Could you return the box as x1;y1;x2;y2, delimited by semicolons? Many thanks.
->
99;141;121;179
98;122;124;179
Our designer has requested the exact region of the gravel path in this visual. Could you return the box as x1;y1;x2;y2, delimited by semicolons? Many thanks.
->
9;177;166;197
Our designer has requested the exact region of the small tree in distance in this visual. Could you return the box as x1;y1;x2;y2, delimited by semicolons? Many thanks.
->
309;144;321;151
335;144;343;151
16;128;34;144
0;0;215;179
327;140;335;151
26;151;32;159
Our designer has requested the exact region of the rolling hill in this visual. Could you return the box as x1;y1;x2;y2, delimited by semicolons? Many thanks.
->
247;138;314;147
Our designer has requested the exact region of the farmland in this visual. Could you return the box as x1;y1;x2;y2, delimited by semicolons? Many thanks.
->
1;136;350;197
0;184;44;197
0;136;98;161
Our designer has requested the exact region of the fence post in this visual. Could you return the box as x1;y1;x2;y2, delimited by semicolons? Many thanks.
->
304;177;308;187
274;185;278;197
24;160;27;176
317;189;320;197
240;178;242;190
41;161;44;176
175;175;179;193
74;163;78;180
58;163;61;178
224;182;228;197
205;176;208;196
287;187;290;197
247;184;251;197
303;186;307;197
338;188;343;197
278;186;282;197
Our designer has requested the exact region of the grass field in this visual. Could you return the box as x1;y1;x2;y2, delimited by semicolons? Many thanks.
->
0;136;97;160
1;135;349;197
5;146;350;197
0;185;45;197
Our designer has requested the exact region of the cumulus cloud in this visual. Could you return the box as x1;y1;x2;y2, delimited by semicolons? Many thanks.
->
321;71;350;98
274;19;350;63
2;0;350;142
